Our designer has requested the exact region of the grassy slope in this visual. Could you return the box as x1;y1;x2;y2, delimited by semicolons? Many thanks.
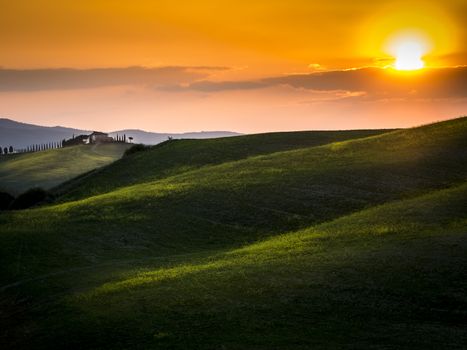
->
66;182;467;349
0;118;466;349
1;118;466;282
55;129;389;201
2;180;467;349
0;143;130;194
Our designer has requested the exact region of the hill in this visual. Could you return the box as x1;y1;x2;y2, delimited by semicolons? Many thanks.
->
0;117;466;349
60;181;467;349
56;129;389;200
0;118;240;149
0;143;130;194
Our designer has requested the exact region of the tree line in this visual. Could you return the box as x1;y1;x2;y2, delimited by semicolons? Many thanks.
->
115;134;132;143
0;141;64;155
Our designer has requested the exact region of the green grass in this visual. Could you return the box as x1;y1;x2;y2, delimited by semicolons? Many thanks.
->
0;117;466;349
55;129;389;201
67;182;467;349
0;143;130;194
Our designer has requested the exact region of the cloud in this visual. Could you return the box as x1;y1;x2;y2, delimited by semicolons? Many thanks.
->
177;66;467;100
0;66;229;92
2;65;466;102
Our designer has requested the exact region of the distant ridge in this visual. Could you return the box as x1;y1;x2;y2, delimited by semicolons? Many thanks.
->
0;118;241;149
108;129;241;145
0;118;88;149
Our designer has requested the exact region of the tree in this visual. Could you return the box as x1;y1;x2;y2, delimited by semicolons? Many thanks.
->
9;146;13;153
124;144;149;157
0;147;3;155
128;137;133;143
3;147;8;154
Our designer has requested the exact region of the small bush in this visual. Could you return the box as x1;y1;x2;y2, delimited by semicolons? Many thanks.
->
0;191;14;210
9;188;49;210
124;144;151;157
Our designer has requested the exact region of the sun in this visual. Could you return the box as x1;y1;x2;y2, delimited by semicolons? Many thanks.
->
393;40;425;70
385;31;430;71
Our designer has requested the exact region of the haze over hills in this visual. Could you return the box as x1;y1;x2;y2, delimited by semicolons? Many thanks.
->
0;118;241;149
108;129;242;146
0;118;87;149
0;117;466;349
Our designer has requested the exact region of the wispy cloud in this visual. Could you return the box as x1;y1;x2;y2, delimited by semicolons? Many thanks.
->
1;65;466;102
172;66;467;100
0;66;229;92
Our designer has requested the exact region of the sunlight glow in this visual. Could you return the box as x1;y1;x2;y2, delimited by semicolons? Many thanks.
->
394;40;425;70
385;31;431;71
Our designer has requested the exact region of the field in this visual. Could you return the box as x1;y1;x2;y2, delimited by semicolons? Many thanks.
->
0;118;466;349
0;143;130;194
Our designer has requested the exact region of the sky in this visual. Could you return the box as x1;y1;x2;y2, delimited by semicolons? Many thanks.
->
0;0;466;132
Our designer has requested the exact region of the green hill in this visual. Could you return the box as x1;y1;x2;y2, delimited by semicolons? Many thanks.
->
67;182;467;349
55;129;389;201
0;118;466;349
0;143;130;194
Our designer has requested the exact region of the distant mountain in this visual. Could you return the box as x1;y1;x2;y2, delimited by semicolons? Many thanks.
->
108;129;242;145
0;118;241;149
0;118;88;149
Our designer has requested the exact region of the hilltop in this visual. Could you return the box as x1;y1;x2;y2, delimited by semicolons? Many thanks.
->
0;117;466;349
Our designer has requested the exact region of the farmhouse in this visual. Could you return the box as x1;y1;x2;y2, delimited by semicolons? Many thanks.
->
89;131;114;144
62;131;118;147
62;134;91;147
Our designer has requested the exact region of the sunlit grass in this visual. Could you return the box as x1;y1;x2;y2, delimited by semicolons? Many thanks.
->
82;181;467;298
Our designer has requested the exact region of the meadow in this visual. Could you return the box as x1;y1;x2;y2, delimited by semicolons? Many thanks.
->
0;118;466;349
0;143;130;195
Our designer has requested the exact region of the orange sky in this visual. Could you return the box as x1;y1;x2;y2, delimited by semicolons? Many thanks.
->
0;0;466;132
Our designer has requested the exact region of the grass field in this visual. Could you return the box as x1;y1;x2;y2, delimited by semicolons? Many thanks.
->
0;143;130;194
0;118;466;349
55;129;389;201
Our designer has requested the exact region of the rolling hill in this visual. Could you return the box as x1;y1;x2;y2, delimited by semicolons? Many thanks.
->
55;129;389;200
0;117;466;349
0;143;130;194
